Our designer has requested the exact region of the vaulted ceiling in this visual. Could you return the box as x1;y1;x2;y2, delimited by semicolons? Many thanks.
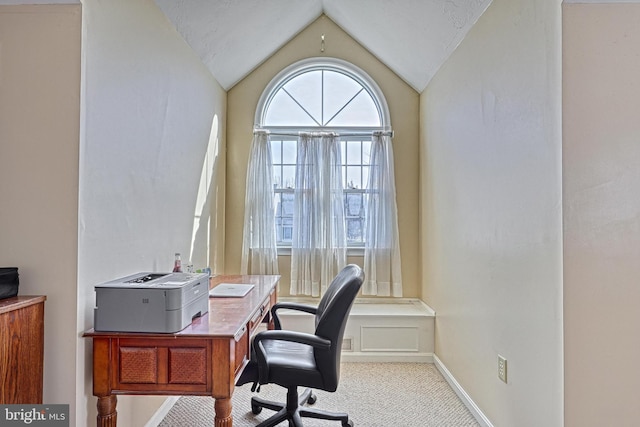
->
154;0;493;93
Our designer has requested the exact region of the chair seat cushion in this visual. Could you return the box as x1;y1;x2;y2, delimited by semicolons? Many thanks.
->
261;339;324;388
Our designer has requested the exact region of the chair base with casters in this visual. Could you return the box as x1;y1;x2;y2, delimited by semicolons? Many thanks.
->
250;386;353;427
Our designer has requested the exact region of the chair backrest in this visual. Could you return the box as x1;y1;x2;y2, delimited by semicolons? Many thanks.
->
313;264;364;392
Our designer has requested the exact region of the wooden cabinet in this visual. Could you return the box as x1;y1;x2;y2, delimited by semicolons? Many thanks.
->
113;338;213;393
0;295;46;404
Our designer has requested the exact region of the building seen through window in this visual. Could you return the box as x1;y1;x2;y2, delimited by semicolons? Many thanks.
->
272;137;372;245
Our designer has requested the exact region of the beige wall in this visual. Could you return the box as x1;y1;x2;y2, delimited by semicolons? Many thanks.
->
2;1;226;426
226;15;420;298
422;0;562;425
563;4;640;426
0;1;81;417
78;1;226;425
0;0;81;411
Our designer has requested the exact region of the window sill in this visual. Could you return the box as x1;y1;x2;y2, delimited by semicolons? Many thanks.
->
276;297;435;317
277;247;364;257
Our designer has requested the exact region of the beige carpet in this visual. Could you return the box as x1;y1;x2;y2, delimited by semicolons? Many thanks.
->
159;363;480;427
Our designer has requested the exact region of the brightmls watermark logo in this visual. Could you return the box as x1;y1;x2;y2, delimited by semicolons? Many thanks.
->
0;405;68;426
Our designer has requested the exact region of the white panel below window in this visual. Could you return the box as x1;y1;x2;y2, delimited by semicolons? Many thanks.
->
361;325;420;352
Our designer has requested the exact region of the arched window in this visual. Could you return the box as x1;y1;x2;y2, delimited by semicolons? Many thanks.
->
244;57;402;296
256;57;389;129
255;58;392;247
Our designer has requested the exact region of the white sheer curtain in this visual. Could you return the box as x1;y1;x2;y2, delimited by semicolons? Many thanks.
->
241;131;279;275
290;132;347;296
363;132;402;296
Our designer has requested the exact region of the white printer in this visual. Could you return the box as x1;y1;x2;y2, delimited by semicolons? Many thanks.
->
94;272;209;333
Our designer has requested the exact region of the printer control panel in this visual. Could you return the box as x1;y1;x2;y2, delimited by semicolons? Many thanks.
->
126;273;167;284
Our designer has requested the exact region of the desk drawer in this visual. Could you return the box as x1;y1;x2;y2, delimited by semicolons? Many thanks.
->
249;296;271;333
114;338;211;393
234;327;249;377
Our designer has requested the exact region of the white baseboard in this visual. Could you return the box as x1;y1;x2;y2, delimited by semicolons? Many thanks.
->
342;351;433;363
145;396;180;427
433;355;493;427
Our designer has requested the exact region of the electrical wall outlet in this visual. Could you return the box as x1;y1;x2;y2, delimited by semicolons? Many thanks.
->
498;355;508;383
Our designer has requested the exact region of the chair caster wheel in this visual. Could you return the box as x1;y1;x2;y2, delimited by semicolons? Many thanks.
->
307;392;317;405
251;404;262;415
342;420;354;427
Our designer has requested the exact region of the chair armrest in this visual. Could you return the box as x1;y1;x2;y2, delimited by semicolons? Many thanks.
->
253;330;331;349
271;302;318;330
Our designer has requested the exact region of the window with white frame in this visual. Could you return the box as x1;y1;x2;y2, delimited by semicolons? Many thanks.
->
255;58;391;248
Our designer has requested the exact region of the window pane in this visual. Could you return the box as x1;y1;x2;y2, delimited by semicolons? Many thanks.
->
264;89;318;126
362;140;372;164
271;140;282;164
275;217;281;241
277;216;293;243
346;141;362;164
323;71;362;126
346;218;364;243
283;71;322;125
281;191;294;216
345;193;363;217
282;140;297;164
282;166;296;189
327;91;380;127
273;166;282;189
346;166;362;189
282;218;293;243
275;190;295;244
274;193;282;216
362;165;370;190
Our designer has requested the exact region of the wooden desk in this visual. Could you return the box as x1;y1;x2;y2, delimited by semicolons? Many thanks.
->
84;275;279;427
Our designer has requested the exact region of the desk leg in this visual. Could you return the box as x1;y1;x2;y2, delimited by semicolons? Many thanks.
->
214;397;232;427
97;395;117;427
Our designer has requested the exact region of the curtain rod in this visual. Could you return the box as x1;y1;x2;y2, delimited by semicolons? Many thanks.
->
254;129;394;138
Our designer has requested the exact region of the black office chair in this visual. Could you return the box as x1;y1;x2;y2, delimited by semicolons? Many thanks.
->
237;264;364;427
